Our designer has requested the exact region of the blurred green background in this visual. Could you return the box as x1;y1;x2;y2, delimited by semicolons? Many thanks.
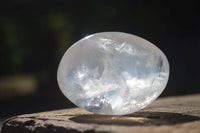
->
0;0;200;123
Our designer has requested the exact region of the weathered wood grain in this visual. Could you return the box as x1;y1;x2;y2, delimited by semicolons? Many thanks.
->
2;94;200;133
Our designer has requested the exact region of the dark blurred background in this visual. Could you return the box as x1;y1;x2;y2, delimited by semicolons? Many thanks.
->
0;0;200;124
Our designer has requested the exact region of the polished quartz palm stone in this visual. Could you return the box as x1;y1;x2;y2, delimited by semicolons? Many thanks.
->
57;32;169;115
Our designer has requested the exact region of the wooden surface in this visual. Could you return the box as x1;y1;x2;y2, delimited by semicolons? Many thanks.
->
2;94;200;133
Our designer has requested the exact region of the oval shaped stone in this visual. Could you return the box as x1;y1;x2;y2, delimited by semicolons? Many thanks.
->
57;32;169;115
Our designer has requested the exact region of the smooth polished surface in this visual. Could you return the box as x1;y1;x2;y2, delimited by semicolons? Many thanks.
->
57;32;169;115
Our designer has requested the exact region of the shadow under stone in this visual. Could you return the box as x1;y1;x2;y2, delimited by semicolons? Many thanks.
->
70;112;200;126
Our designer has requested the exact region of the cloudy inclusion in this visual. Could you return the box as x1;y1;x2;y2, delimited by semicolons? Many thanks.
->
57;32;169;115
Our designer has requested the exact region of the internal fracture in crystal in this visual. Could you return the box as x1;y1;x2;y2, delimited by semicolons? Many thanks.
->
57;32;169;115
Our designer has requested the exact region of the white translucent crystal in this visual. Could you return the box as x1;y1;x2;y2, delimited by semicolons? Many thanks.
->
57;32;169;115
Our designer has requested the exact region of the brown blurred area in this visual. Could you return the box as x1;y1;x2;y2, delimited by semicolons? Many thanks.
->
0;0;200;127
